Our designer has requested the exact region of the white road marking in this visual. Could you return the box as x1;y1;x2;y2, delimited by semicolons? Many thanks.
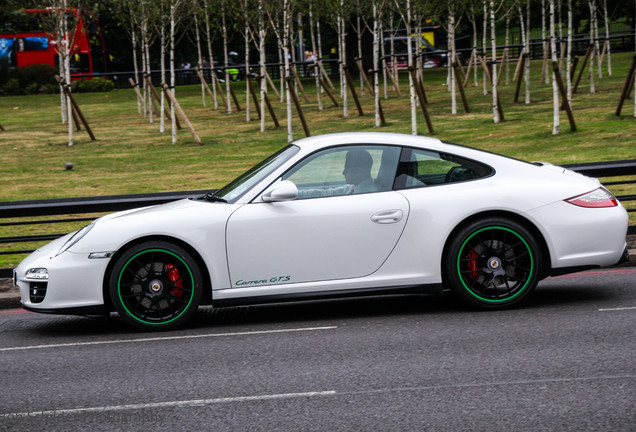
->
3;374;634;420
0;326;337;352
598;306;636;312
0;391;337;418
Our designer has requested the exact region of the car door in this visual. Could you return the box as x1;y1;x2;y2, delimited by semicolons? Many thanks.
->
225;145;409;288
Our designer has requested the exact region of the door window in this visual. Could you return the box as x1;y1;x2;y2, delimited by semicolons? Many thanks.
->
395;148;493;189
283;145;400;199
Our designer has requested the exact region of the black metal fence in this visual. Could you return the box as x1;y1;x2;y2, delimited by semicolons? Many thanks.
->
91;31;636;90
1;160;635;279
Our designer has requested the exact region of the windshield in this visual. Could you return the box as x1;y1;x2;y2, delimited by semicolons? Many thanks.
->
212;145;300;203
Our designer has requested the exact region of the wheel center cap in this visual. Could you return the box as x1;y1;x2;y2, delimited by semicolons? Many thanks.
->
149;280;163;293
488;257;502;271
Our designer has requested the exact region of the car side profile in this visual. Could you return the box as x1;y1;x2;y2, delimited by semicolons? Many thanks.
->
14;133;629;330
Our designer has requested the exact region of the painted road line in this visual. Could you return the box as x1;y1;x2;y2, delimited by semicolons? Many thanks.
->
551;268;636;278
598;306;636;312
0;309;30;316
4;374;635;419
0;326;337;352
0;390;337;419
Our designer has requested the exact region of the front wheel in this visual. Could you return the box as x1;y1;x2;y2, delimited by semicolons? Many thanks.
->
444;218;542;309
109;241;202;331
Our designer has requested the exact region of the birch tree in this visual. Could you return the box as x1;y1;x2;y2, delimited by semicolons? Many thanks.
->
27;0;89;144
393;0;417;134
308;0;322;111
489;0;499;123
549;0;559;134
191;0;206;107
566;0;573;107
442;0;458;114
258;0;267;131
587;0;596;93
202;0;219;109
518;0;531;104
467;7;479;87
600;0;611;76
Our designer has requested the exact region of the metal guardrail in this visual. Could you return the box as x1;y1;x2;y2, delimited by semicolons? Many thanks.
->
1;160;635;279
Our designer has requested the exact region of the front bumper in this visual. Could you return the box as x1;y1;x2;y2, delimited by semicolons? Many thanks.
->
15;238;109;313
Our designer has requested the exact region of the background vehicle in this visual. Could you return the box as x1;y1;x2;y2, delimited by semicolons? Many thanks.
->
384;26;461;69
0;8;108;78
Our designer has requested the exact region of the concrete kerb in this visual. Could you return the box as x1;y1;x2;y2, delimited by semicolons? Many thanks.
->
1;236;635;310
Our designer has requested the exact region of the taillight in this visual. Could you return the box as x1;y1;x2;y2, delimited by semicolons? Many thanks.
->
565;187;618;208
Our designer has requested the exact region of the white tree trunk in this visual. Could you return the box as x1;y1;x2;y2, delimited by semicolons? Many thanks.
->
449;6;456;115
309;2;322;111
373;0;381;127
602;0;611;75
170;1;177;144
549;0;560;135
489;0;499;123
482;0;488;95
193;2;206;107
566;0;573;107
259;0;266;132
244;0;251;122
592;0;602;77
203;0;219;109
471;12;478;86
542;0;549;84
221;2;232;113
504;8;510;85
357;11;364;96
160;25;166;133
283;0;293;141
132;24;142;115
61;1;73;145
340;1;348;119
142;15;153;124
403;0;416;134
588;0;596;93
525;0;531;104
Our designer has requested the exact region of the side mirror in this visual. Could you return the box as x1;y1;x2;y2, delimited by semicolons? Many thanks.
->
261;180;298;203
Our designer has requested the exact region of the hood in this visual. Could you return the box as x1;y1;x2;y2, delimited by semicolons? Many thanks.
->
68;198;237;254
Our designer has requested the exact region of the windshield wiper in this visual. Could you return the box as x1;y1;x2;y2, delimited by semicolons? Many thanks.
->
199;192;228;203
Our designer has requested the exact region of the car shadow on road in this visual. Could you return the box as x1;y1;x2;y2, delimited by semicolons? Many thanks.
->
23;280;620;337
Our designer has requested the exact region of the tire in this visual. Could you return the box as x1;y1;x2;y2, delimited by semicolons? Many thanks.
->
444;218;542;310
109;241;202;331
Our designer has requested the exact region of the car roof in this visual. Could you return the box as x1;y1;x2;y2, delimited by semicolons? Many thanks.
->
291;132;445;153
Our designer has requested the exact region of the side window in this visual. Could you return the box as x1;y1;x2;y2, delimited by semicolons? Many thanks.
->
282;145;400;199
395;148;493;189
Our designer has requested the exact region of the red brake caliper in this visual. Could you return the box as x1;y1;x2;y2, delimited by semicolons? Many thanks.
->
466;250;478;280
167;264;184;299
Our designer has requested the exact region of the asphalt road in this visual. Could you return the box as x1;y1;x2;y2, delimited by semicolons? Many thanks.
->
1;268;635;431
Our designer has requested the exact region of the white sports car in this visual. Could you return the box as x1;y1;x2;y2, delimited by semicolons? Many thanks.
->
14;133;629;330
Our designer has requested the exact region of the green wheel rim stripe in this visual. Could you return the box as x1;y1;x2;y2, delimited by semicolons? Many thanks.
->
456;226;534;303
117;248;195;325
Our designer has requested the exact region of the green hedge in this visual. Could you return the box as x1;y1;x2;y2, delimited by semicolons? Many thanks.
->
71;77;115;93
0;64;114;95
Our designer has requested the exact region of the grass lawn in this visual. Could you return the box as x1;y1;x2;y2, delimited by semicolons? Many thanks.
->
0;52;634;267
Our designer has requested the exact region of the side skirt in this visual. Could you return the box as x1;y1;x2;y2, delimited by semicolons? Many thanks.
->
212;283;443;308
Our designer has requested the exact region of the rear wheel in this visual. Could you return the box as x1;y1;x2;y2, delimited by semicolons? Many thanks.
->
445;218;542;309
109;241;202;331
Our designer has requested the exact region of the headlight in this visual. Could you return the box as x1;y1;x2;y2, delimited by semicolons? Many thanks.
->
56;222;95;256
26;268;48;280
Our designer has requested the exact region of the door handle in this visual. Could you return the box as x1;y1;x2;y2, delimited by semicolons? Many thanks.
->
371;209;404;224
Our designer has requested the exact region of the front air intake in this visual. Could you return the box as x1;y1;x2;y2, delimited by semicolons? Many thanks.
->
29;282;47;303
